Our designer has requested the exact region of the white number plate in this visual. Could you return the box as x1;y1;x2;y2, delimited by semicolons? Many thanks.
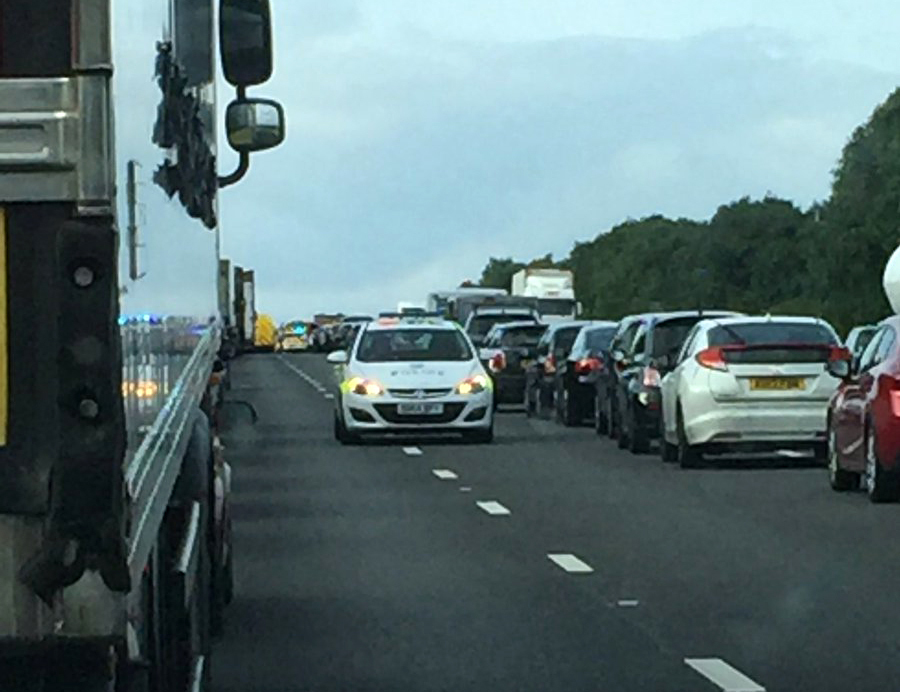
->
397;402;444;415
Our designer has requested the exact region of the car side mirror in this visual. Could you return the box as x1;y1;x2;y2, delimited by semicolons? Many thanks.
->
326;350;348;365
611;349;625;362
827;358;852;381
226;98;285;153
220;0;274;87
655;354;672;371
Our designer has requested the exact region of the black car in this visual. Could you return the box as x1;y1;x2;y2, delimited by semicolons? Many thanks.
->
612;310;737;454
524;321;595;418
480;321;548;405
464;305;541;347
553;321;618;426
594;314;651;438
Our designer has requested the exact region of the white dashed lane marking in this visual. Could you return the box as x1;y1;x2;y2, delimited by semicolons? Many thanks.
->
547;553;594;574
432;469;458;480
617;599;639;607
323;393;334;400
476;501;511;516
459;486;472;493
684;659;765;692
403;447;423;456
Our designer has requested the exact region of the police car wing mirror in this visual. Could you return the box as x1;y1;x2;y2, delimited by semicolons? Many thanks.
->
827;358;852;381
226;99;285;153
326;350;349;365
220;0;274;87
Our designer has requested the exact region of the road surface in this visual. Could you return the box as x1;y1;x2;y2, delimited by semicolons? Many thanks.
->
213;353;900;692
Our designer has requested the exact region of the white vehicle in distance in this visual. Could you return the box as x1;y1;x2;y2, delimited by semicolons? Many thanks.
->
659;316;846;467
327;313;495;444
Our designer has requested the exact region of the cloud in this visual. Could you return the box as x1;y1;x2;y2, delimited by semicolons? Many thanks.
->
219;24;900;322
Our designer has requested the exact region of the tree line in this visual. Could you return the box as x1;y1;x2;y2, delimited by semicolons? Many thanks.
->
476;87;900;337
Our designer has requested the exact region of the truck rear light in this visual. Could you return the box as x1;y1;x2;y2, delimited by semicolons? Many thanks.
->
575;357;602;374
642;366;661;387
696;347;728;372
489;352;506;373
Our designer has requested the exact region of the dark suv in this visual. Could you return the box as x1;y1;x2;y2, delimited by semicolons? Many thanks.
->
554;321;618;426
612;310;737;453
594;314;651;437
480;321;548;405
524;321;594;418
464;305;540;347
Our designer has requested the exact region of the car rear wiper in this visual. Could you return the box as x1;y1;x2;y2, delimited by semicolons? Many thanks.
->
716;323;748;346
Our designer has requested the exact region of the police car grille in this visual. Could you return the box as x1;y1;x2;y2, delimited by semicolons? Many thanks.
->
374;403;465;424
387;388;453;399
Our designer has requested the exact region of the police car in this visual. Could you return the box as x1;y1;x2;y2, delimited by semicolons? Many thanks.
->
327;313;494;444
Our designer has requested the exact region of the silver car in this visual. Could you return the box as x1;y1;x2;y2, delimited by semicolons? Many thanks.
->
660;316;845;467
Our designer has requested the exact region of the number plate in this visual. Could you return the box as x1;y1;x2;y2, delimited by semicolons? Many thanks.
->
397;402;444;415
749;377;806;391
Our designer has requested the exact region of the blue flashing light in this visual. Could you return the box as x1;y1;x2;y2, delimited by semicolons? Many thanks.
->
293;324;306;335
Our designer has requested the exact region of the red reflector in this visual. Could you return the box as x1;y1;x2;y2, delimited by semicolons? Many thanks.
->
891;390;900;418
489;352;506;373
696;347;728;372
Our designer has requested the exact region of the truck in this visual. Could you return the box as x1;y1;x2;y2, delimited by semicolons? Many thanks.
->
0;0;284;689
511;268;581;321
426;287;508;319
233;266;257;353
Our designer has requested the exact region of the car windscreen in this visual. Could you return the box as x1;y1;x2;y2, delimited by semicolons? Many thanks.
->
469;314;537;338
650;318;703;357
537;298;576;316
500;325;546;348
585;326;618;351
852;328;877;355
708;322;837;347
356;328;473;362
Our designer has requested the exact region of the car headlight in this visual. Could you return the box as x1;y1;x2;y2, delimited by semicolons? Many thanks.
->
456;374;489;395
346;377;384;396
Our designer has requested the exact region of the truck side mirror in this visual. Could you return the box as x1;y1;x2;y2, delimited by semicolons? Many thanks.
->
576;301;584;316
220;0;274;87
226;98;285;152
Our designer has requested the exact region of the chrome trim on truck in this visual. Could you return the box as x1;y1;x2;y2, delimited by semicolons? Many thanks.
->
0;76;113;208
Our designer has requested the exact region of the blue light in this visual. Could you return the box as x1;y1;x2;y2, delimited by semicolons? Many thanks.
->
293;324;306;335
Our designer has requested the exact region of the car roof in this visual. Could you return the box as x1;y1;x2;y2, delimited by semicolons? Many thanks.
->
472;306;537;316
702;315;834;327
364;319;460;332
492;320;547;331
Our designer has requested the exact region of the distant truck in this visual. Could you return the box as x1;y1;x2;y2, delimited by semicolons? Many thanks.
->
511;268;581;321
426;287;508;319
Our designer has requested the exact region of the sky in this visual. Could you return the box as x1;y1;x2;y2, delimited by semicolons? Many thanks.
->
217;1;900;322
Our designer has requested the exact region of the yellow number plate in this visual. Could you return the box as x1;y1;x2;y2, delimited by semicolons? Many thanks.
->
749;377;806;391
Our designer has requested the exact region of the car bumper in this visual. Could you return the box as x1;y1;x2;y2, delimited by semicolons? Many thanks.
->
684;399;828;447
342;391;494;433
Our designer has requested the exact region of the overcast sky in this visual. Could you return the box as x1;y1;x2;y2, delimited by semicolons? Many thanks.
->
217;1;900;322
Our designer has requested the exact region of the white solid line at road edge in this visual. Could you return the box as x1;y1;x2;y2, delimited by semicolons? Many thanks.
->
403;446;423;456
432;469;458;480
476;500;511;516
684;658;765;692
547;553;594;574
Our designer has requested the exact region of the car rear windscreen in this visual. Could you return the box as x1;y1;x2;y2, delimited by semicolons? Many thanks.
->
708;321;837;363
537;298;576;316
357;329;473;362
651;318;706;357
585;327;617;351
500;325;546;348
555;326;583;354
469;314;537;338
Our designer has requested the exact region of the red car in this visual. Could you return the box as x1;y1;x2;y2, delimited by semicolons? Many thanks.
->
827;316;900;502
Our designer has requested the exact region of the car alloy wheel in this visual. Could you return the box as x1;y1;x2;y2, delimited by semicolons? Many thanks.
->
865;428;900;503
828;426;857;492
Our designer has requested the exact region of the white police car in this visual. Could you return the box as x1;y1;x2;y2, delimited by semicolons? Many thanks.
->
327;313;494;444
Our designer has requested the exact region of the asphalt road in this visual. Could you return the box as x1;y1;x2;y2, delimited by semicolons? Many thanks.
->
212;353;900;692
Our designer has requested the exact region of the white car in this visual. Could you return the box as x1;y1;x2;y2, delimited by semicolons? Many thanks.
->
327;314;494;444
659;316;845;467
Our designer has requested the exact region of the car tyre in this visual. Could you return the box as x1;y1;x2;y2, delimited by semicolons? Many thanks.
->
334;410;361;446
659;414;677;463
466;425;494;444
865;426;899;503
524;383;535;418
562;386;580;427
628;404;650;454
616;406;630;450
827;426;858;491
606;395;618;440
676;406;702;469
594;393;609;435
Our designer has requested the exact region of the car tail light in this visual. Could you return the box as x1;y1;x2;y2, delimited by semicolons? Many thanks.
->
489;352;506;373
545;354;557;374
642;366;661;387
575;357;602;374
696;347;728;372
